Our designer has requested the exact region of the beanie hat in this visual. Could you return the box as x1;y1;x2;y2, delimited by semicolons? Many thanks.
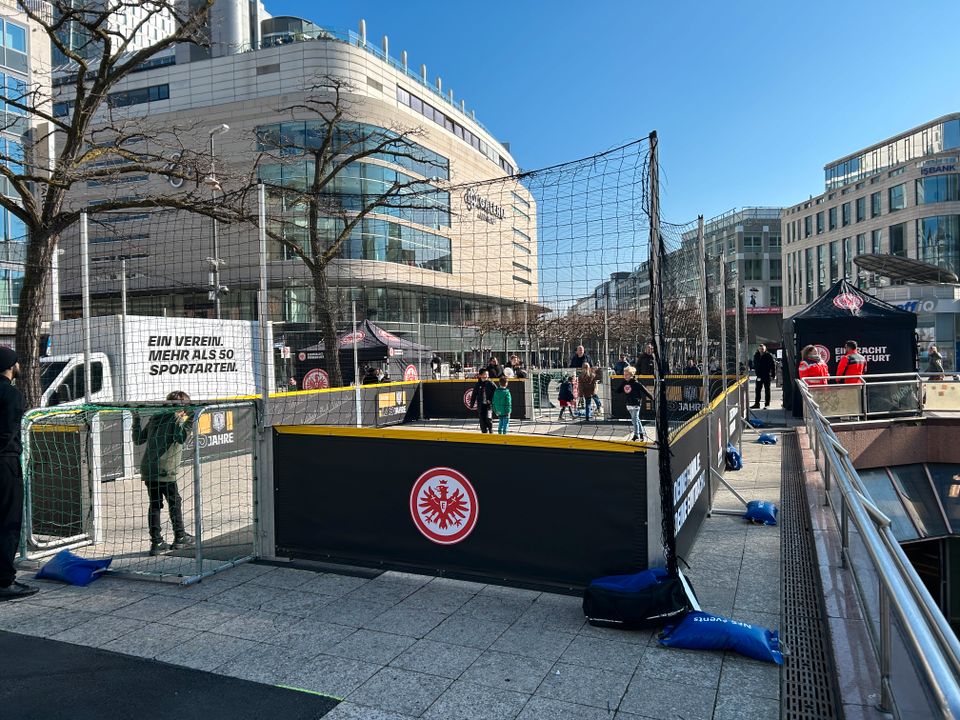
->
0;346;16;372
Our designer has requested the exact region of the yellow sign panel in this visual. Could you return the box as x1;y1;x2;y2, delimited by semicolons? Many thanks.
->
198;410;233;435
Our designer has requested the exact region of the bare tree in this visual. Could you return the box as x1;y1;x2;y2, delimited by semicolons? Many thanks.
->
3;0;254;406
256;77;446;387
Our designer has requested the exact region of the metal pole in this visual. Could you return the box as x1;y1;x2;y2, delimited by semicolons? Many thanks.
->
211;132;221;320
603;305;610;369
417;307;424;418
352;300;360;428
697;216;708;410
879;586;893;713
257;183;270;418
524;301;530;371
120;259;127;402
80;212;92;404
192;409;204;576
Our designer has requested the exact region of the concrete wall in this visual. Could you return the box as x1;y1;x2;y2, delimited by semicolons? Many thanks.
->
836;418;960;468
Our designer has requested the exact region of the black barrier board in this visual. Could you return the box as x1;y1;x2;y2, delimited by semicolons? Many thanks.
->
670;414;710;560
274;429;646;590
422;380;528;420
28;422;88;538
609;376;707;422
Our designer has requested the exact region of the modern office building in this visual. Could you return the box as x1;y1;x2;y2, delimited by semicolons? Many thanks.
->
782;113;960;368
0;0;51;345
52;2;535;365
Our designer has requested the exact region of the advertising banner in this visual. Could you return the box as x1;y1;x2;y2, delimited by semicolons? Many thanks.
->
274;429;647;590
422;379;528;420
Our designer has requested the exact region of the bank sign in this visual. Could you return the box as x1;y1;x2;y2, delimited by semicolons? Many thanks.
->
918;157;958;176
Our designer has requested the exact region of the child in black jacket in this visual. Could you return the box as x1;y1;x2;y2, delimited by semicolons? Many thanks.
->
469;369;497;433
615;366;654;441
557;375;575;421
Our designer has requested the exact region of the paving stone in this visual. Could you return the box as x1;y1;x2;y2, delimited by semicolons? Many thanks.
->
70;588;153;613
326;628;416;665
458;593;533;624
349;666;452;717
50;615;145;648
155;631;259;671
517;696;614;720
719;654;781;700
101;621;199;659
161;601;243;631
460;649;553;694
207;582;287;610
210;609;288;642
535;662;631;709
321;701;415;720
215;642;318;684
268;589;335;618
558;634;646;674
111;594;199;621
733;582;781;614
13;607;98;638
489;625;574;662
345;576;425;605
424;613;509;650
399;585;476;615
389;638;483;679
313;599;395;628
268;618;355;654
618;677;717;720
713;690;780;720
514;594;586;634
422;679;529;720
282;652;381;699
245;566;319;589
635;643;723;689
298;573;371;598
363;604;449;638
577;622;652;646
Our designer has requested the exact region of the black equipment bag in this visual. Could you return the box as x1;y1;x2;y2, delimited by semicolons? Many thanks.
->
583;573;692;630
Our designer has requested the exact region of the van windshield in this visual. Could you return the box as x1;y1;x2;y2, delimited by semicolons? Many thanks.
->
40;361;68;393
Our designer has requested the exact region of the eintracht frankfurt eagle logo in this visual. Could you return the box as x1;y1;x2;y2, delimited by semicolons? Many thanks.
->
410;467;478;544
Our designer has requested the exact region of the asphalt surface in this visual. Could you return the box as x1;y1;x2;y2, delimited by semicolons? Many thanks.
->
0;629;338;720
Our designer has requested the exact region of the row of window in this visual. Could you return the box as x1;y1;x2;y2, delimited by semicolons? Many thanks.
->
0;267;22;317
0;21;25;54
396;86;514;175
54;83;170;117
256;120;450;182
52;55;176;88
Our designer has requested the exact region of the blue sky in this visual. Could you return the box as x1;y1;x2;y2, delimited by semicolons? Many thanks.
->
267;1;960;225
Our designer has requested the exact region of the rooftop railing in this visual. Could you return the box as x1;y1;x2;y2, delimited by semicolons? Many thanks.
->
797;375;960;717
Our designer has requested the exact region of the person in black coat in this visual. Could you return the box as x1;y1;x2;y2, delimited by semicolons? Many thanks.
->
569;345;593;369
613;353;631;376
637;344;655;377
752;344;776;408
469;368;497;433
615;365;655;441
486;356;504;379
0;347;35;600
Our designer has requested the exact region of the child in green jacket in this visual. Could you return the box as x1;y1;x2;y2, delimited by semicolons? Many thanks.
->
493;377;512;434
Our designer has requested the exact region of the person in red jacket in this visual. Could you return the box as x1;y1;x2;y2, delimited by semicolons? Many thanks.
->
797;345;829;386
835;340;867;384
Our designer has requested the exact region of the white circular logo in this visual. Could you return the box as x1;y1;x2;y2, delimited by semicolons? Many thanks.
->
410;467;478;545
403;364;419;381
302;368;329;390
814;344;831;363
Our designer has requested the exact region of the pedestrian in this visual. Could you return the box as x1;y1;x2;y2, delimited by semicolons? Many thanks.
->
683;357;701;375
469;368;496;433
557;374;576;421
798;345;829;386
361;366;380;385
508;355;527;378
451;358;463;378
616;365;654;441
927;345;945;381
132;391;196;556
836;340;867;384
637;343;655;376
486;356;504;379
708;357;720;374
0;348;35;600
751;344;776;408
578;363;599;422
430;354;442;380
569;345;593;369
493;377;512;434
613;352;631;376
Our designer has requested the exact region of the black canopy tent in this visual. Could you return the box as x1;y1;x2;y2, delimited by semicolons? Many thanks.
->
295;319;431;388
782;280;918;416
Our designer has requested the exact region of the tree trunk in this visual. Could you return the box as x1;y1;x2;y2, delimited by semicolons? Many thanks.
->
15;231;54;408
310;266;343;387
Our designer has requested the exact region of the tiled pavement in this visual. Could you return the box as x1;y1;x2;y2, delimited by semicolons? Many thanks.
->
1;405;783;719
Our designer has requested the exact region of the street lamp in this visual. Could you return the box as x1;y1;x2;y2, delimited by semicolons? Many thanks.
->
207;124;230;318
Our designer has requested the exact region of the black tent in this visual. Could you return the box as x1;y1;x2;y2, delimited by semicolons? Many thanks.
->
295;320;431;388
782;280;918;416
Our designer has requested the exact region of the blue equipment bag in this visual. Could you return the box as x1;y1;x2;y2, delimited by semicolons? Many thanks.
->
659;610;784;664
747;416;766;428
725;443;743;471
36;549;112;587
583;569;692;630
744;500;779;525
757;433;777;445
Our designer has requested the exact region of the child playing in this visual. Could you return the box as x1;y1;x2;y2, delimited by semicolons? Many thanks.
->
469;368;497;433
493;377;512;434
132;391;196;556
615;366;654;441
558;375;575;421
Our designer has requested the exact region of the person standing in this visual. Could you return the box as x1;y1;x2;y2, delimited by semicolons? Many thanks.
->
569;345;593;369
557;374;575;421
751;344;776;408
132;391;196;556
927;345;945;381
682;357;701;375
798;345;829;386
486;356;504;379
613;352;631;376
493;377;512;435
637;344;655;377
469;369;497;433
0;348;35;600
430;354;442;380
836;340;867;384
615;366;654;441
578;363;598;422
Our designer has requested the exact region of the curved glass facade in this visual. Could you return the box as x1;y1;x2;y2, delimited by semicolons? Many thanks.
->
917;215;960;276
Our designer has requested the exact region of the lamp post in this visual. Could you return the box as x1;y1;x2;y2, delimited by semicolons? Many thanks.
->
207;124;230;319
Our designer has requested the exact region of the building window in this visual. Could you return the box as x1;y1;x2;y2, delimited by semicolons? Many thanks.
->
743;235;762;251
512;241;531;255
816;212;824;234
916;215;960;276
786;254;793;304
512;228;531;244
888;183;906;212
816;245;826;294
512;205;529;221
769;286;782;308
107;83;169;108
841;202;851;226
511;191;530;209
856;197;866;223
871;191;881;217
828;207;837;230
856;233;866;255
889;222;906;257
804;216;812;237
769;259;781;280
768;235;781;248
340;218;453;273
3;22;26;53
843;237;852;279
805;247;814;302
0;268;23;316
829;241;839;283
916;174;960;204
871;229;882;254
743;258;763;280
512;275;532;286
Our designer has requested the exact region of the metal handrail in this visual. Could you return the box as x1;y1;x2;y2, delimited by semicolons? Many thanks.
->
798;381;960;716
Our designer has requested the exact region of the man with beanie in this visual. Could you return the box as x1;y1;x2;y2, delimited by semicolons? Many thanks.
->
0;347;35;599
